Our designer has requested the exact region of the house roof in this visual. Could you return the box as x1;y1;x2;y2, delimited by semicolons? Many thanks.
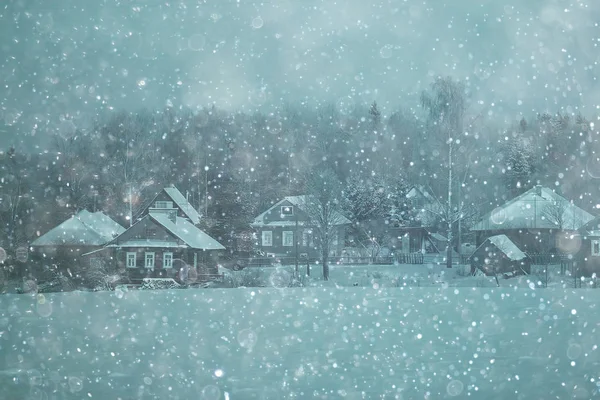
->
138;185;201;225
162;186;201;224
471;186;594;231
479;234;527;261
149;212;225;250
31;210;125;246
109;240;183;248
579;216;600;237
251;195;351;227
406;185;434;202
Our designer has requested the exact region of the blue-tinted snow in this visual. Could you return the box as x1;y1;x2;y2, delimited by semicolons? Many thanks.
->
0;286;597;399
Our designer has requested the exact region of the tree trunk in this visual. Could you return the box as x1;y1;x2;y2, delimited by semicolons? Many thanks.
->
322;237;329;281
446;133;453;269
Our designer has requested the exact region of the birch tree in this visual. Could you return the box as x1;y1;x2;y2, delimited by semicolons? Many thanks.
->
421;77;467;268
302;167;346;281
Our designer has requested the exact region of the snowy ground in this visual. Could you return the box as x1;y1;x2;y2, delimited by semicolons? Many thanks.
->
1;284;599;399
225;263;587;290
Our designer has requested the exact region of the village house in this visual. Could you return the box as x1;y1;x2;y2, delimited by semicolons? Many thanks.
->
471;185;594;254
83;185;225;282
250;195;350;260
575;217;600;276
387;186;454;260
30;210;125;269
469;234;531;276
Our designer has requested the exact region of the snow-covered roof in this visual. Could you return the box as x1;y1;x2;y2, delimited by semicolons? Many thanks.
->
31;210;125;246
109;240;183;248
163;186;201;225
430;232;447;242
251;195;351;227
471;186;594;231
149;212;225;250
486;235;527;261
406;185;434;202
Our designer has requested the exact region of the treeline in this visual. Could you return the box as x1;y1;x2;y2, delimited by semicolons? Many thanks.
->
1;77;600;259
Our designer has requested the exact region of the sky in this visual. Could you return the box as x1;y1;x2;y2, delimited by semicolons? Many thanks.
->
1;0;599;147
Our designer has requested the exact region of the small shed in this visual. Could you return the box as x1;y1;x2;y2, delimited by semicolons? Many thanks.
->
469;234;530;276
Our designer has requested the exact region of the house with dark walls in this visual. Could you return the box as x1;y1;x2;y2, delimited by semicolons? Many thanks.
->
251;195;350;260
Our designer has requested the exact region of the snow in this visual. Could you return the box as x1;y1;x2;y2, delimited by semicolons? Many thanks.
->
30;210;125;246
472;186;594;231
486;234;527;261
252;195;351;227
110;239;183;248
149;212;225;250
163;186;202;225
1;285;598;398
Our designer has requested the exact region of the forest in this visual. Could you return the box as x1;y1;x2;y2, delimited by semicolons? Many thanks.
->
1;77;599;263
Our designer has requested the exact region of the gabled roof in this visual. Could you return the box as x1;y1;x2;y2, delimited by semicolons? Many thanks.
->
163;186;201;224
251;195;351;227
473;234;527;261
471;186;594;231
406;185;435;202
149;212;224;250
139;185;201;225
31;210;125;246
579;217;600;237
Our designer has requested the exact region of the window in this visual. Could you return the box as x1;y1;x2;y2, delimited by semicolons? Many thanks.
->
302;230;312;247
155;201;173;209
281;205;294;216
262;230;272;246
283;231;294;246
163;252;173;268
593;240;600;256
145;252;155;268
126;252;136;268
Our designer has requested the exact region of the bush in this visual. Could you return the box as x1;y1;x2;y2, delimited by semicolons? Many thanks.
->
223;268;264;288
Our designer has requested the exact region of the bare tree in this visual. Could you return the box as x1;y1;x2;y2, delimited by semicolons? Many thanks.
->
542;200;569;230
301;167;347;280
421;77;467;268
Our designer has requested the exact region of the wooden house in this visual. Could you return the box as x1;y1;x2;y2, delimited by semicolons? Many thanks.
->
30;210;125;268
83;185;224;282
250;195;350;260
576;217;600;276
470;234;530;275
471;185;593;254
389;186;451;257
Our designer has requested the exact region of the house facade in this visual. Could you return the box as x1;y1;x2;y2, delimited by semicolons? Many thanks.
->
471;185;594;254
250;196;350;260
576;218;600;276
83;186;224;283
390;186;447;254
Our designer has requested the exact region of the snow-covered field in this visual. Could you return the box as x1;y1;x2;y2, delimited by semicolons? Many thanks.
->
225;263;585;290
1;283;599;399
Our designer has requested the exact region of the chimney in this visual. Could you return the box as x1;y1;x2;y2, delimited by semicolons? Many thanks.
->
535;185;542;196
168;209;177;224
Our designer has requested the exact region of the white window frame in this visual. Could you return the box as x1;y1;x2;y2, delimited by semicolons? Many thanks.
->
283;231;294;247
126;252;137;268
262;230;272;246
163;252;173;268
302;230;309;247
592;240;600;256
155;201;173;209
145;252;155;268
280;205;294;216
